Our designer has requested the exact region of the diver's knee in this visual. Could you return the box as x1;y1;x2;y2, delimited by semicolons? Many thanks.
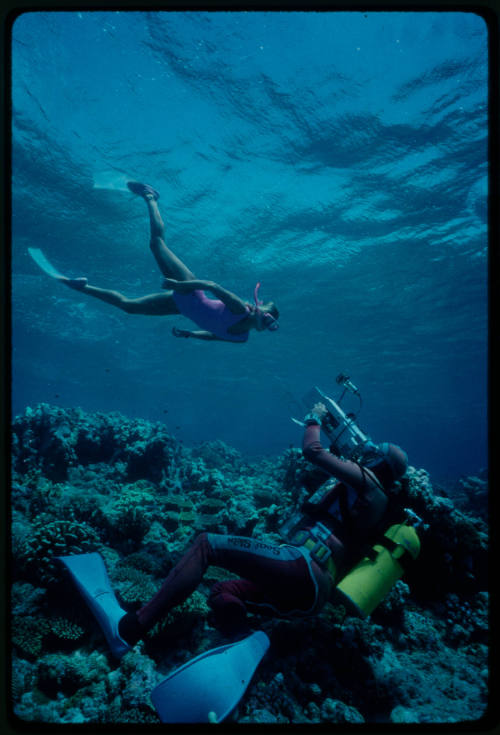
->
303;443;322;462
192;532;212;556
194;532;209;545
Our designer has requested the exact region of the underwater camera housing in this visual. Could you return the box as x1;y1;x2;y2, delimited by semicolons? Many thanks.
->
293;373;372;461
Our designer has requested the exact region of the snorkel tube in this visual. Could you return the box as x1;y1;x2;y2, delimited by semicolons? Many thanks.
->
253;282;263;309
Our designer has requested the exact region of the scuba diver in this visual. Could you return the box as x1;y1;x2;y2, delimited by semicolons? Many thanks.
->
57;378;419;658
29;182;279;343
296;400;410;578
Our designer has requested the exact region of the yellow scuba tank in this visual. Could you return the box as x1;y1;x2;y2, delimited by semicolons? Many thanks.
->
333;509;422;618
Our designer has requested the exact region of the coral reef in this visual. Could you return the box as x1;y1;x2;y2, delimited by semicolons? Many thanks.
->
398;468;488;599
18;516;100;587
10;404;489;725
438;471;488;522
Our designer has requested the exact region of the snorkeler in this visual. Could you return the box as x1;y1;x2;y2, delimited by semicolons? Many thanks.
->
31;182;279;343
57;407;412;656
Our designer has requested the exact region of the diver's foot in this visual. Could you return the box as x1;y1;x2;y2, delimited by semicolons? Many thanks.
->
118;610;144;647
207;610;252;640
127;181;160;201
64;277;88;291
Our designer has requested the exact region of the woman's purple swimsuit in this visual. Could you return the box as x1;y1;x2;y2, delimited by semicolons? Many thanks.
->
172;290;249;342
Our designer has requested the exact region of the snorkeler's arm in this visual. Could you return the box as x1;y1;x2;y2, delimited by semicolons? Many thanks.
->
186;330;225;341
172;327;233;342
163;278;247;315
302;424;376;494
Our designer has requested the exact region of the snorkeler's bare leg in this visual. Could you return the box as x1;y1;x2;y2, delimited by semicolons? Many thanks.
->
62;279;180;315
119;291;180;315
145;196;196;282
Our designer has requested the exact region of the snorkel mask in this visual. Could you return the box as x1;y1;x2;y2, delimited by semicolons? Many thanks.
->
253;282;279;331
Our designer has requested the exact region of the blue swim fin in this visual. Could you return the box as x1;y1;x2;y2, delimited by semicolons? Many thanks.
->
56;552;131;659
151;630;270;723
92;170;130;191
28;248;65;279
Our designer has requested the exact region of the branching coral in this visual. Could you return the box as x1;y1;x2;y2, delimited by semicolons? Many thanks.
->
122;551;159;574
48;617;86;645
111;565;158;607
12;615;51;659
102;484;157;546
14;613;87;655
144;591;210;656
36;650;108;697
20;516;100;586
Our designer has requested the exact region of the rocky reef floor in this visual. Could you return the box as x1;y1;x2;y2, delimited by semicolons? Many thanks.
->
9;404;490;726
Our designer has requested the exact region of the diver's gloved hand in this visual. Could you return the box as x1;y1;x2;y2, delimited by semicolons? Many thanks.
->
303;412;322;426
304;402;328;425
172;326;191;338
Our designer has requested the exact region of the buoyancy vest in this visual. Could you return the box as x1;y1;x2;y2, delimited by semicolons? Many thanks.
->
287;486;421;618
284;455;421;618
283;461;393;582
302;466;389;542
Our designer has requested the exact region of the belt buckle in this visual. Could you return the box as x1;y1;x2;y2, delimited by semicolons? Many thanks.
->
310;539;332;568
291;529;309;546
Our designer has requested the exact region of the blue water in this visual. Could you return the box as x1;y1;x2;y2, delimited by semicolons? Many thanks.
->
11;11;488;483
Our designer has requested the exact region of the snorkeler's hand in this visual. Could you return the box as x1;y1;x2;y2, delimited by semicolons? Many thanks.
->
162;278;208;292
172;327;191;338
162;277;181;290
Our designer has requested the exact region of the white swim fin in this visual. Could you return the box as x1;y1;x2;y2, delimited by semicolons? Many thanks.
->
28;248;65;280
92;170;129;191
151;630;270;723
56;552;131;659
